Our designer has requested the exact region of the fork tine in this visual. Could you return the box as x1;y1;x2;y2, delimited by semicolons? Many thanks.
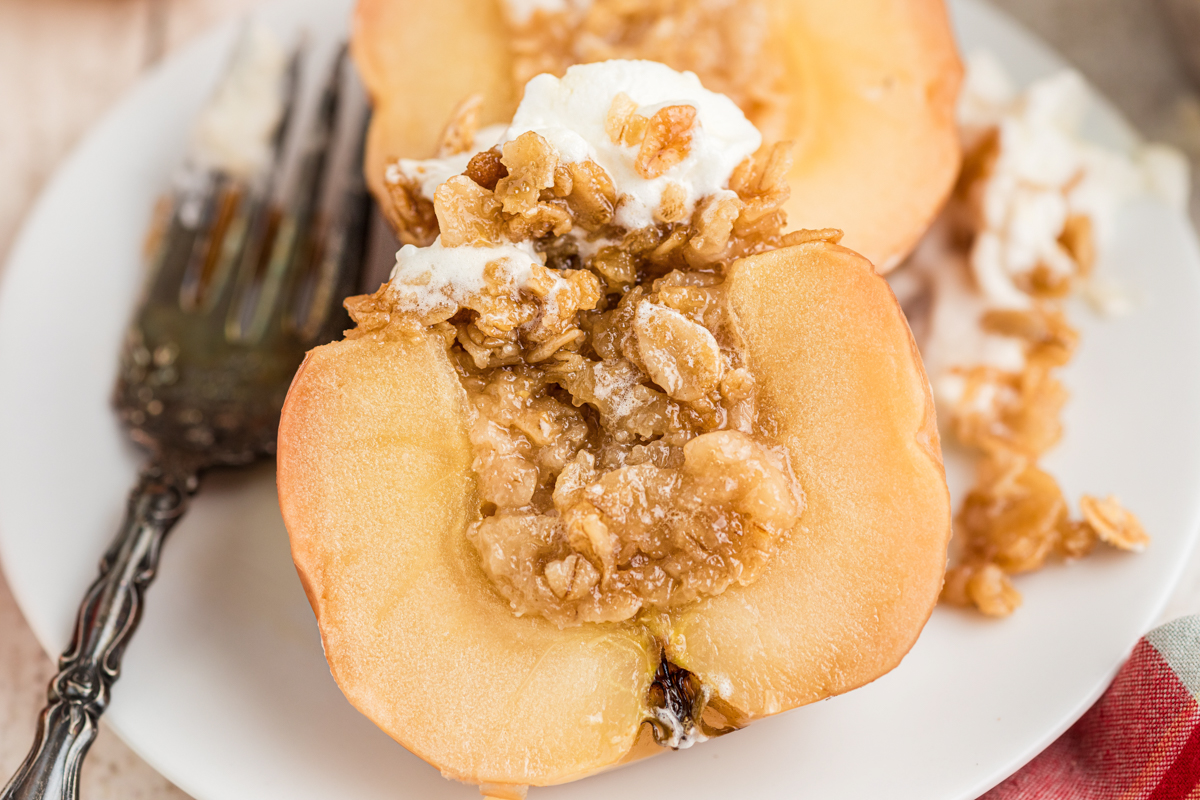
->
144;171;223;307
143;30;301;317
226;45;348;346
289;83;372;343
192;42;304;317
201;40;305;327
177;177;238;311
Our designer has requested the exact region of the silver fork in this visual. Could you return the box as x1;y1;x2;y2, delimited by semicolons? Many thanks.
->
1;41;372;800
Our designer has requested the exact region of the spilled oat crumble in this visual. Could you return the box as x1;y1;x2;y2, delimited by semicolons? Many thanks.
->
895;59;1157;617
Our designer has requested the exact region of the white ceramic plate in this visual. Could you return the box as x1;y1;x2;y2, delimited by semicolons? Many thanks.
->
3;1;1200;798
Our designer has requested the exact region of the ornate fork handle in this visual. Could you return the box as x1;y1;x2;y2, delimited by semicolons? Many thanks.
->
1;462;198;800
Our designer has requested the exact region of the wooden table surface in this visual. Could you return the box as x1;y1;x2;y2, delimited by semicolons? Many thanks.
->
3;0;1200;796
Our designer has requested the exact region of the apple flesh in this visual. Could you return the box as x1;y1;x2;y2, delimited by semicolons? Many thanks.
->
277;240;951;787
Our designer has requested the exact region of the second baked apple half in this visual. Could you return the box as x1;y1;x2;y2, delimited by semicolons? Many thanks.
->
277;60;950;792
352;0;963;271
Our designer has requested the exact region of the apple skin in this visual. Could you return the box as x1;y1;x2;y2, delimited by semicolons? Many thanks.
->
277;240;951;787
351;0;962;272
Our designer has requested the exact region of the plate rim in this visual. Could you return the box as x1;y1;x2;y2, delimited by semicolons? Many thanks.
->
2;1;1199;798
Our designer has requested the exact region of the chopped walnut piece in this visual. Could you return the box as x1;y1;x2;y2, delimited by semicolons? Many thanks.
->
525;264;562;299
648;228;690;263
621;226;668;257
1081;495;1150;551
436;94;484;157
525;268;602;343
731;141;790;198
635;105;697;179
551;165;573;198
465;261;540;337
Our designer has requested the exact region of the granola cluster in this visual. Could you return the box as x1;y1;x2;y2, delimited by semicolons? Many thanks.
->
351;101;817;627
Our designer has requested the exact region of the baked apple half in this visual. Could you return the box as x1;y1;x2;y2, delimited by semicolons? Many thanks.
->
352;0;962;271
277;61;950;794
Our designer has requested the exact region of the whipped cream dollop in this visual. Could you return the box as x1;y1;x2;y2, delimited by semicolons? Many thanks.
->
392;60;762;232
192;25;288;178
505;60;762;229
389;237;546;313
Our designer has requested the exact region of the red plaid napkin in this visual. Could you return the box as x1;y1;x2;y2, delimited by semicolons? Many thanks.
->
983;617;1200;798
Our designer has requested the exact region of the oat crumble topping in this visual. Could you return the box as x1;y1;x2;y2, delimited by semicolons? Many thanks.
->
351;64;818;627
